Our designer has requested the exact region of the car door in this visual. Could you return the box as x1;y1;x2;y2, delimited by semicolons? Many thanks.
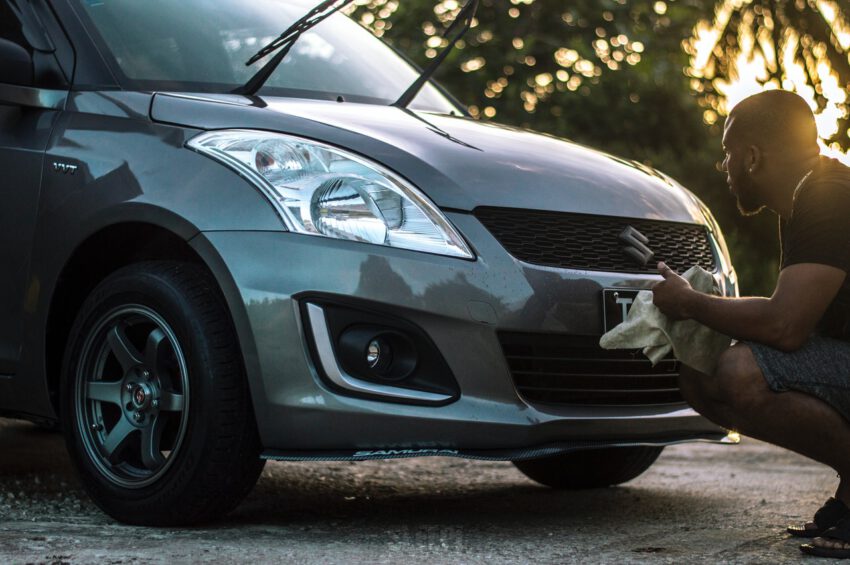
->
0;0;69;376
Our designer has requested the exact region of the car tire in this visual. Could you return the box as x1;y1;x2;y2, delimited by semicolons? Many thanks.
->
512;446;663;489
61;261;265;526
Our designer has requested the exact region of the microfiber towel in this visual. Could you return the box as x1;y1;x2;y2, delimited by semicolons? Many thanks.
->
599;266;732;375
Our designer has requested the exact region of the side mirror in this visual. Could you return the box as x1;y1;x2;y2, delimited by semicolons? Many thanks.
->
0;38;33;87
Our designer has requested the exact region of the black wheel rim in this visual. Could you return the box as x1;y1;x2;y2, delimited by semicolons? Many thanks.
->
75;305;190;489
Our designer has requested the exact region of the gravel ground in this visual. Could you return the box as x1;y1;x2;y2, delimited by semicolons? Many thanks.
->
0;417;837;564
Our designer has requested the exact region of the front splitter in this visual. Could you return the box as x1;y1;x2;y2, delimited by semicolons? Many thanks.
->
261;432;738;462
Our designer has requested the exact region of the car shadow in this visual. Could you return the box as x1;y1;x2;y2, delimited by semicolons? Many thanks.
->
0;418;71;477
229;462;726;529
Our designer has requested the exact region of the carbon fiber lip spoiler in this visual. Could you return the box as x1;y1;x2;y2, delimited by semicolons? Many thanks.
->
261;432;737;462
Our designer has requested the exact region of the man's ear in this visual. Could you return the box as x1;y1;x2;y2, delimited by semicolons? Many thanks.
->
747;145;762;174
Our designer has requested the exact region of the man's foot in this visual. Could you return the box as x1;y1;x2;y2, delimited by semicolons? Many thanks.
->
788;497;850;538
801;518;850;558
810;537;850;551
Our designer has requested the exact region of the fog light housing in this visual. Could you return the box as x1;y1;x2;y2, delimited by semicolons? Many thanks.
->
299;297;460;405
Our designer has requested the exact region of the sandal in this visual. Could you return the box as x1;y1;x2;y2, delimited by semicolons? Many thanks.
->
801;517;850;558
788;497;850;538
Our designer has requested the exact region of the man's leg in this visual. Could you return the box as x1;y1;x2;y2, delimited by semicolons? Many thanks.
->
679;343;850;549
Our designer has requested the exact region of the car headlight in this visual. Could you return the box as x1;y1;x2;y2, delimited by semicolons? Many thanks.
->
187;130;474;259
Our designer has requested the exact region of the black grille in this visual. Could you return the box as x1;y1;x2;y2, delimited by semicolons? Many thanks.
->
475;207;716;273
500;333;684;406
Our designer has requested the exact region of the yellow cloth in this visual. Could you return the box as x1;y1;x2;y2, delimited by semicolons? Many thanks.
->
599;266;731;375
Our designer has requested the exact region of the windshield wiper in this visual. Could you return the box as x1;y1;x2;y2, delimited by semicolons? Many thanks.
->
232;0;354;96
393;0;479;109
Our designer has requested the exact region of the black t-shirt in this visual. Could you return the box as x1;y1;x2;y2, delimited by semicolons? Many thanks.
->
780;156;850;340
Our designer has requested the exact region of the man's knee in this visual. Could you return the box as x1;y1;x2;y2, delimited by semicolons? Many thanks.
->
710;344;770;409
678;364;712;411
679;344;770;416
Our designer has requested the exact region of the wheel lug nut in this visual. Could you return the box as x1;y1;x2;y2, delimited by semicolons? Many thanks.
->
133;411;144;423
141;370;150;380
91;423;103;431
125;383;135;392
151;399;160;409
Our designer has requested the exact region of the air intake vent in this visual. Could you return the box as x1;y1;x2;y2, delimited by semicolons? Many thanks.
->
500;333;684;407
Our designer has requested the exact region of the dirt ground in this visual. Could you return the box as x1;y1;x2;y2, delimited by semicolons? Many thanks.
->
0;417;837;564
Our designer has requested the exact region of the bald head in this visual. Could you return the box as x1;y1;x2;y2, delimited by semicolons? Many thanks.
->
726;90;819;158
721;90;823;217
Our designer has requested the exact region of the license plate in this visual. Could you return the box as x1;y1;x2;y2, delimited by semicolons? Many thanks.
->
602;289;640;332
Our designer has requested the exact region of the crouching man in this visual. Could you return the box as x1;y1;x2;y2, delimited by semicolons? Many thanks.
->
652;90;850;558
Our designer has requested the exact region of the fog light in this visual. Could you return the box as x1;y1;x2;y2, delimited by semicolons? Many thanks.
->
366;339;383;368
364;336;394;375
337;326;413;381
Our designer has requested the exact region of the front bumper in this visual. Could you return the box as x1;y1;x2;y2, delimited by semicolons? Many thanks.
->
191;212;730;452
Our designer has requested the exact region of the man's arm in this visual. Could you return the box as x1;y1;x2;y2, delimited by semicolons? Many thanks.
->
651;262;846;352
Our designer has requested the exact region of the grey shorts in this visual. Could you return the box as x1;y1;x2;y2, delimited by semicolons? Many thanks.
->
746;335;850;423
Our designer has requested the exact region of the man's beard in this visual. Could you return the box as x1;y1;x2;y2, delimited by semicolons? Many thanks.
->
734;175;765;216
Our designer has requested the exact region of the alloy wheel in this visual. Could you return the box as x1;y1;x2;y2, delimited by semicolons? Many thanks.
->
74;305;190;489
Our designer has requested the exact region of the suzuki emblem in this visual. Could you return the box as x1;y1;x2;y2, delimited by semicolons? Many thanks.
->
618;226;654;268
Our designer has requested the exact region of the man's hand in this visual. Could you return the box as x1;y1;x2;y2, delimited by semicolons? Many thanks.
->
651;261;695;320
647;262;844;350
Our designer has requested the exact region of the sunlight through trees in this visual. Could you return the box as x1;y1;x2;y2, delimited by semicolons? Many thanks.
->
687;0;850;161
350;0;850;157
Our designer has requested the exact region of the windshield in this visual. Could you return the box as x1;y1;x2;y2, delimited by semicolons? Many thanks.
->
72;0;459;112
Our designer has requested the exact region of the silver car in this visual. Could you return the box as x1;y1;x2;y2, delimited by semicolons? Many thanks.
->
0;0;737;525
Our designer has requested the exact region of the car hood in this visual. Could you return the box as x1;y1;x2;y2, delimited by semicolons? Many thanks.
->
151;93;705;223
